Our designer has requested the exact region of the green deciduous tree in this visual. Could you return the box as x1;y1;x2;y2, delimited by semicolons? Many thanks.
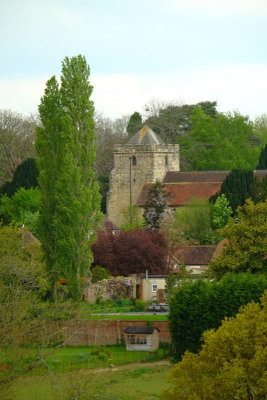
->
174;198;216;244
36;55;101;301
211;194;232;230
162;291;267;400
209;199;267;279
168;273;267;360
0;187;40;231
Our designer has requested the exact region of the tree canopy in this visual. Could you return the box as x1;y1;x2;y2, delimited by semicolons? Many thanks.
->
209;199;267;279
92;229;167;276
162;291;267;400
168;273;267;360
143;181;168;230
36;55;101;301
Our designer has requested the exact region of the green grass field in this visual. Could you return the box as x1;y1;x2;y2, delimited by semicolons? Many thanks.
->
41;345;168;372
13;365;171;400
10;345;172;400
83;314;168;321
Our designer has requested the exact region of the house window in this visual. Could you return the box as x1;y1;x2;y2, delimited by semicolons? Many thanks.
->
152;283;158;293
127;335;147;345
132;156;137;166
127;334;135;344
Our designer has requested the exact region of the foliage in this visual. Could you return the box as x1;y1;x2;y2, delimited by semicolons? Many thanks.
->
162;292;267;400
89;276;135;300
164;265;191;300
0;109;37;185
0;187;40;230
180;109;261;171
91;265;111;283
173;198;216;244
0;158;38;197
92;229;167;276
121;205;144;231
143;181;168;230
144;101;217;150
160;210;192;270
126;111;142;137
212;169;254;212
256;143;267;169
209;199;267;279
0;226;67;398
211;193;232;230
168;273;267;360
134;299;146;311
0;224;46;292
36;55;102;301
251;175;267;203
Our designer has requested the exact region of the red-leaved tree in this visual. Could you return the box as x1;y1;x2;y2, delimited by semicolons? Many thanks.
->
92;229;167;276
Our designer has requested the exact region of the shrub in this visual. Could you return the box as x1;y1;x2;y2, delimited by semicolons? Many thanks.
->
169;273;267;359
134;299;146;311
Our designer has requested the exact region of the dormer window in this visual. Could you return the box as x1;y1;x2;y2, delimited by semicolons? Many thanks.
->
132;156;137;166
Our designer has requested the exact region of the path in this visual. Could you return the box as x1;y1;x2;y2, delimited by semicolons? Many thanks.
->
91;359;172;373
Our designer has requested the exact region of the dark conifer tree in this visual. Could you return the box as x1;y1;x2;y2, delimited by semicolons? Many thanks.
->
256;144;267;169
212;169;254;212
126;112;142;137
0;158;38;197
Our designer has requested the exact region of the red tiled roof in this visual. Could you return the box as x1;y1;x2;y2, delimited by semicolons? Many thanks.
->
163;171;229;183
136;182;222;206
163;170;267;184
172;246;217;266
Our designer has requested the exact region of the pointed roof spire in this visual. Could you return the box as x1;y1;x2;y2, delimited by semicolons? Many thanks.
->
126;125;165;145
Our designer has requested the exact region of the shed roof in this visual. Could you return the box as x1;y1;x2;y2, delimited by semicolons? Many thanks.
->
124;326;160;334
126;125;165;146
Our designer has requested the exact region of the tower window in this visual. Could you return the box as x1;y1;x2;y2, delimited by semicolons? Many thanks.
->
165;156;168;166
132;156;137;166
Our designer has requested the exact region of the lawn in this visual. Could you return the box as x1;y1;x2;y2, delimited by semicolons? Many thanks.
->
40;345;168;373
12;365;171;400
84;314;168;321
10;345;172;400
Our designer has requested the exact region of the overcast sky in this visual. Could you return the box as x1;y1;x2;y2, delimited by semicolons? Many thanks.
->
1;0;267;120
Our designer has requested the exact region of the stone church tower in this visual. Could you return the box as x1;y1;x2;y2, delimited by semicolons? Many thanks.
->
107;126;180;226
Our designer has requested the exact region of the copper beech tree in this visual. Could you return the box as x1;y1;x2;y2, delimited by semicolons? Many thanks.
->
92;229;167;276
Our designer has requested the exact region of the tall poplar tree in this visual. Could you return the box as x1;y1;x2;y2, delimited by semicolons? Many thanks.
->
36;55;101;301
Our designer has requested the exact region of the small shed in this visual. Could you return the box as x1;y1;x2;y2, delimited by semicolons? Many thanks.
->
124;326;160;351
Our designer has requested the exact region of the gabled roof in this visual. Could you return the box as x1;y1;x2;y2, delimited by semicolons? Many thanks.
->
163;170;267;183
163;171;229;183
126;125;165;145
136;182;221;207
124;326;160;334
173;246;217;266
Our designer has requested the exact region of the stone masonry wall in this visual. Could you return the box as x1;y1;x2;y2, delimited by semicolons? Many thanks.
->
62;320;170;346
107;144;179;226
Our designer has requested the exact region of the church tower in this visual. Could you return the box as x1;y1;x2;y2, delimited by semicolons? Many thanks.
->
107;126;180;226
